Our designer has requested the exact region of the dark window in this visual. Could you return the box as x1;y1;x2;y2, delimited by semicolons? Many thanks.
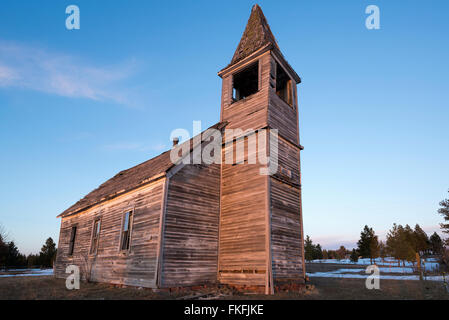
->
68;226;77;256
232;61;259;102
90;219;101;254
121;211;133;251
276;62;293;107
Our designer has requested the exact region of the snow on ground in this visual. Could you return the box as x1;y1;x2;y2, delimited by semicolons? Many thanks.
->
0;269;53;278
307;257;446;282
306;271;445;282
310;258;440;271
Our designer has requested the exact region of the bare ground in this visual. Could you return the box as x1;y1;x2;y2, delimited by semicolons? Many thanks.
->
0;276;447;300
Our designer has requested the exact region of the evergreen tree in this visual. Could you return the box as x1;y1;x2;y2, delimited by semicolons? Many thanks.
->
5;241;20;268
413;224;429;255
429;232;444;256
336;246;347;260
357;225;379;263
27;254;41;268
304;235;315;262
350;249;359;263
387;224;416;266
0;235;7;269
315;244;323;260
379;241;387;261
438;190;449;246
39;237;57;268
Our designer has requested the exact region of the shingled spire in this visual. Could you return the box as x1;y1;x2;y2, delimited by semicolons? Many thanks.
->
230;4;279;66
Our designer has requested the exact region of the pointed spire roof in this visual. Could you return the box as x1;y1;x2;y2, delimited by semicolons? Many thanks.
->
230;4;279;66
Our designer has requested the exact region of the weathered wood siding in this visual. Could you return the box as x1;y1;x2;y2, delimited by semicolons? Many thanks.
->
267;55;299;145
267;53;304;282
221;53;271;132
270;178;304;281
218;137;268;286
55;179;165;288
161;164;221;287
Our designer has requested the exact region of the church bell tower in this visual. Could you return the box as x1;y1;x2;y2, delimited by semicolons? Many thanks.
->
217;5;306;293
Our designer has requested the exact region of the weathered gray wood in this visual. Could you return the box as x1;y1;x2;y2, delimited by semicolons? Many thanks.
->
161;164;221;287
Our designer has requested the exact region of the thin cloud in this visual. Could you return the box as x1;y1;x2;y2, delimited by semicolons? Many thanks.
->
0;40;143;107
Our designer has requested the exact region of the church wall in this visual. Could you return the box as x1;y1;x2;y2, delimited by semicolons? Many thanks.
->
55;178;165;288
160;164;221;287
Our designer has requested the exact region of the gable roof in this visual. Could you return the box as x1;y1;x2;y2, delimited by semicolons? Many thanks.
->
229;4;279;66
58;122;227;218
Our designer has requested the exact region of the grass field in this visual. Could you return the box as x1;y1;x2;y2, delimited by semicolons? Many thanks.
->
0;275;447;300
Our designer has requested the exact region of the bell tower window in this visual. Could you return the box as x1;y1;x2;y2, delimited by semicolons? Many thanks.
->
232;61;259;102
276;62;293;107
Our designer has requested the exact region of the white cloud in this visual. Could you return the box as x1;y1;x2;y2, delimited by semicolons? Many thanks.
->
0;40;143;106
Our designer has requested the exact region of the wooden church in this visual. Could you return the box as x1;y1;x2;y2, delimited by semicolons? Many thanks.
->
55;5;305;294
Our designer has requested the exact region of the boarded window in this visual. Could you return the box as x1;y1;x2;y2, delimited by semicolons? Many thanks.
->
120;211;133;251
90;219;101;254
68;226;77;256
276;62;293;107
232;61;259;102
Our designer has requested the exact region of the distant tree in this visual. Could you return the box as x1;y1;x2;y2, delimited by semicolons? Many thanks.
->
27;254;41;268
322;249;329;260
5;241;20;268
413;224;430;256
315;244;323;260
438;190;449;246
304;236;315;262
327;250;337;260
429;232;444;256
350;249;359;263
0;235;7;269
379;241;387;261
357;226;379;264
336;246;347;260
369;237;380;264
39;238;57;268
386;224;416;266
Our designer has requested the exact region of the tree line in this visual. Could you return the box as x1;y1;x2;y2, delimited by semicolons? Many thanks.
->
305;224;446;264
305;190;449;266
0;225;57;270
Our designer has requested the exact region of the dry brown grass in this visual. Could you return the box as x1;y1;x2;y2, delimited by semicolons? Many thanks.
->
0;276;447;300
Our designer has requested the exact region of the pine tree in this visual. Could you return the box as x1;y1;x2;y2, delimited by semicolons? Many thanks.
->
304;235;315;262
379;241;386;261
0;235;7;269
336;246;347;260
387;224;416;266
350;249;359;263
369;236;380;264
315;244;323;260
39;237;57;268
357;225;379;263
438;190;449;246
413;224;429;256
429;232;444;256
5;241;20;268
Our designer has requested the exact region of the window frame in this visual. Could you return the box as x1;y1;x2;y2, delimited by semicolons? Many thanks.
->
275;62;294;108
68;225;77;256
119;209;134;252
89;217;102;255
231;60;260;103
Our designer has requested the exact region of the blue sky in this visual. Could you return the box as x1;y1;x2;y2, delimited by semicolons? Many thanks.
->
0;1;448;254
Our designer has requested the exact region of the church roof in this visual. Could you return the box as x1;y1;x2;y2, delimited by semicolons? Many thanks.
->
58;122;227;218
229;4;279;66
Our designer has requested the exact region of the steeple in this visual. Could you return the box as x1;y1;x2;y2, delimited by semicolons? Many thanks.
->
230;4;279;66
